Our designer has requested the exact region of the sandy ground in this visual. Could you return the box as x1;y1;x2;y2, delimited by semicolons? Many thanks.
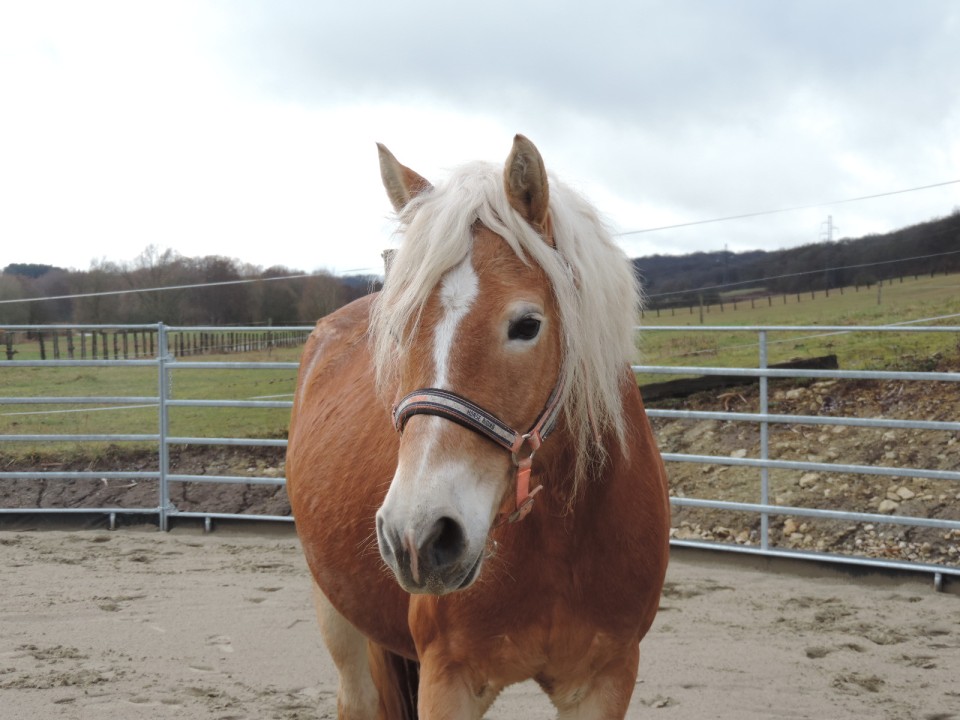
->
1;524;958;720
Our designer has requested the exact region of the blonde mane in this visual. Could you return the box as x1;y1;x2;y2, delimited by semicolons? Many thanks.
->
370;160;641;492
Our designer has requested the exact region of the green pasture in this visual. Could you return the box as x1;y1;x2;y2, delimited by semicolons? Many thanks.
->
0;346;302;458
635;273;960;381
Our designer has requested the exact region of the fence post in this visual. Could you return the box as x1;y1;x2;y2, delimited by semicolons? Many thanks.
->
759;330;770;551
157;323;172;531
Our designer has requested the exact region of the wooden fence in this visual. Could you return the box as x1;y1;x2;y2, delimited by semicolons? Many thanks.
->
2;328;311;361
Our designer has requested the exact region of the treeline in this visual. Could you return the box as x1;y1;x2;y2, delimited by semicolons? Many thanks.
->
634;209;960;308
5;210;958;324
0;246;379;326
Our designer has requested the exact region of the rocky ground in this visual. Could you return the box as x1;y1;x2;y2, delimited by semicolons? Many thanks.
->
653;352;960;568
2;354;958;568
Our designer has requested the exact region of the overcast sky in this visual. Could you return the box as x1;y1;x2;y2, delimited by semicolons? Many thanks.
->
2;1;958;276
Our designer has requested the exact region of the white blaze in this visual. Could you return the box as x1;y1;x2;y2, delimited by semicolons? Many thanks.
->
378;251;495;588
432;253;478;388
393;253;480;487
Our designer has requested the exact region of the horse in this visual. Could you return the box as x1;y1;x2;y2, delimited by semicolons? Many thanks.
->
285;135;670;719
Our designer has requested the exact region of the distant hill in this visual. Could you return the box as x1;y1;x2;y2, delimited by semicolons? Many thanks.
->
2;263;65;279
633;210;960;308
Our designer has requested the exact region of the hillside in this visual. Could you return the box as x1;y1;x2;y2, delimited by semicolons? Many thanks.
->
633;210;960;309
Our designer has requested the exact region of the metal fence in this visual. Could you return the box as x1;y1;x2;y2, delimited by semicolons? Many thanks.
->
0;323;312;531
1;322;958;586
635;324;960;590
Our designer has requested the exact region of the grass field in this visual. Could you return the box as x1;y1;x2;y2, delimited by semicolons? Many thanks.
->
635;273;960;380
2;273;959;457
0;347;302;457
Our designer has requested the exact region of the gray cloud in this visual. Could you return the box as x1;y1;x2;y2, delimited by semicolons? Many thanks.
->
206;2;960;227
210;2;957;121
3;1;957;273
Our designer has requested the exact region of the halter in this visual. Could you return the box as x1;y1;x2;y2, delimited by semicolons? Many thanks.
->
393;375;564;523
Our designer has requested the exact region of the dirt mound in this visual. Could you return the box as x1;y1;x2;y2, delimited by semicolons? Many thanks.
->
0;445;289;520
653;352;960;567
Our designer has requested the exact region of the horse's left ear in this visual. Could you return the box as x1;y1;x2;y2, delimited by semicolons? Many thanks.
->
378;143;432;213
504;134;553;244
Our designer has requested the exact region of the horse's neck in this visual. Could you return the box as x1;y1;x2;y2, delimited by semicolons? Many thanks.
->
536;377;650;515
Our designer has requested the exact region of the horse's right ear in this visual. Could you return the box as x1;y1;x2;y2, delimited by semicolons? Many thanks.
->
377;143;432;212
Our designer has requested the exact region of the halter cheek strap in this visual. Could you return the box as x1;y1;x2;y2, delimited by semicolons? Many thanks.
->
393;376;564;523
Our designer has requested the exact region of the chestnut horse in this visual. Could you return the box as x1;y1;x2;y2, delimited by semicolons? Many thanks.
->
286;135;669;719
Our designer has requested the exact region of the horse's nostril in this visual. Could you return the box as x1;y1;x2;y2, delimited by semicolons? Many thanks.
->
376;513;395;560
423;516;466;570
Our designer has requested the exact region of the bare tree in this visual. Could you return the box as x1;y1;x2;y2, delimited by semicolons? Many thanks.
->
296;271;347;322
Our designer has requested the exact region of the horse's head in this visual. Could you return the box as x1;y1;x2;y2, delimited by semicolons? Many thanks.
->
372;136;567;595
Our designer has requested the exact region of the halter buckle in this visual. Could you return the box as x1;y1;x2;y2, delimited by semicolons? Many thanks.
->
506;484;542;523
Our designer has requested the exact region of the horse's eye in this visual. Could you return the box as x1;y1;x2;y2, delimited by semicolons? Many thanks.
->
508;317;541;341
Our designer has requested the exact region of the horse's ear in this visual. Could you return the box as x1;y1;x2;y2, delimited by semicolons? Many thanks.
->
377;143;432;212
504;134;552;243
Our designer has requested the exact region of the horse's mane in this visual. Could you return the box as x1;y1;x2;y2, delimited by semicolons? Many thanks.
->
370;161;641;495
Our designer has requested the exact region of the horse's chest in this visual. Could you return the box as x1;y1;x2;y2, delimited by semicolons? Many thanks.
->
431;556;643;665
438;601;628;694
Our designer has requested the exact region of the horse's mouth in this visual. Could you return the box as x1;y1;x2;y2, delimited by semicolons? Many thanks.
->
456;549;484;590
376;508;493;595
397;547;484;596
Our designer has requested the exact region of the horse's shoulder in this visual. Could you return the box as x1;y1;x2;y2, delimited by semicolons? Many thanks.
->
299;293;376;383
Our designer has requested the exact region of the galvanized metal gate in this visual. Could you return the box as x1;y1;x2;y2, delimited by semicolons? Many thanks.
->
0;323;310;530
2;322;958;586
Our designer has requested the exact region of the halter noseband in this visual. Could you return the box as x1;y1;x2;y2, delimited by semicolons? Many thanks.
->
392;376;564;523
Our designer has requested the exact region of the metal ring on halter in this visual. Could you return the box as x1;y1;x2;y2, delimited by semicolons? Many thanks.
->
510;432;541;467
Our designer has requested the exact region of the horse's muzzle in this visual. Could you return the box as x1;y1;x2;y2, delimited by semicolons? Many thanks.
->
376;511;482;594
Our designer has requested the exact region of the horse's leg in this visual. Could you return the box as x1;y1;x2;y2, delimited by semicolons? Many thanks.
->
550;645;640;720
416;653;500;720
312;582;379;720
